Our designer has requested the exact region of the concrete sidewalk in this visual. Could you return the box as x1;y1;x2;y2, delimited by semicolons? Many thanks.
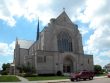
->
16;76;28;82
94;76;107;79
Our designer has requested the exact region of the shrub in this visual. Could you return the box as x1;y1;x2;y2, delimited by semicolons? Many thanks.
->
1;71;8;75
94;65;102;74
57;71;62;76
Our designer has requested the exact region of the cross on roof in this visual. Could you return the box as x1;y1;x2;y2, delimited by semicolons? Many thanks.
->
63;8;65;11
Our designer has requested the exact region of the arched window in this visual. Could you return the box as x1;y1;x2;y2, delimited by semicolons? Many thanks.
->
57;32;73;52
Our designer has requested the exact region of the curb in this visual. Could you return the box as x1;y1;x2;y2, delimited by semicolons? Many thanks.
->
36;79;70;83
94;76;107;79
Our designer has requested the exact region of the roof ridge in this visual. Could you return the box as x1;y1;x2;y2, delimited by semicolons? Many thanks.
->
17;38;34;42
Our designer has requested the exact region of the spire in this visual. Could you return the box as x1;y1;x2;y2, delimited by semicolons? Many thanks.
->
36;19;39;41
15;37;18;48
16;37;18;45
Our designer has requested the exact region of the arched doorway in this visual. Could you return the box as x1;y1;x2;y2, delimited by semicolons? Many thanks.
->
63;57;73;73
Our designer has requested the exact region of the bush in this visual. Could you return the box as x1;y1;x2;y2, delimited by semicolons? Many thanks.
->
94;65;102;74
17;65;36;74
1;71;8;75
57;71;62;76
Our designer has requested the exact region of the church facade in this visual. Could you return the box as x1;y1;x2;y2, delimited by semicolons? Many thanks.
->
14;11;94;75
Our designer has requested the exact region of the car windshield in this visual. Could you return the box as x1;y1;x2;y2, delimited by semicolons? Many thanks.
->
79;72;83;74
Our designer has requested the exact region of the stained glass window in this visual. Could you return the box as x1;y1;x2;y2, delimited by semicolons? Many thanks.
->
57;32;73;52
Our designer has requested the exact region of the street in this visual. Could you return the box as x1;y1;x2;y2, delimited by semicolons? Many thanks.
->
59;78;110;83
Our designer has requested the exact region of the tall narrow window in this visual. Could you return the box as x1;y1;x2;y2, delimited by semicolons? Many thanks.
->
44;56;46;62
57;32;73;52
88;59;90;64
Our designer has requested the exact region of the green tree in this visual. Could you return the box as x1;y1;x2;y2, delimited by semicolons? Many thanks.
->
2;63;10;71
94;65;102;74
1;63;10;75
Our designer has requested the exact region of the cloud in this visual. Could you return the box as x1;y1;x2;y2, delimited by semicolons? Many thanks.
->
93;55;110;67
0;0;86;27
0;0;54;26
83;0;110;52
100;50;110;58
81;0;110;66
0;41;15;69
0;41;15;56
78;27;89;36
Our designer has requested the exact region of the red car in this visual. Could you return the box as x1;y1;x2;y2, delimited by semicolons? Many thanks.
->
70;70;94;81
107;72;110;78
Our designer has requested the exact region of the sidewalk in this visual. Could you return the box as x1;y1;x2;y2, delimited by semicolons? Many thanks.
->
16;76;28;82
94;76;107;79
34;79;70;83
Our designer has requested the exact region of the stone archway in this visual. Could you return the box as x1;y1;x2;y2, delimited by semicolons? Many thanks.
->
63;56;73;73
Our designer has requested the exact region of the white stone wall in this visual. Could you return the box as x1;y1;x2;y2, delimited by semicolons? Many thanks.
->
19;48;28;66
83;55;94;71
36;51;56;74
42;20;84;54
14;44;20;67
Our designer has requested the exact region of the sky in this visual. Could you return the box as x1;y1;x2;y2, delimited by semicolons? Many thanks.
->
0;0;110;70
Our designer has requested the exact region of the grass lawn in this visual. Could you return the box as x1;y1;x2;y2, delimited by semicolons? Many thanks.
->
26;76;68;81
95;73;107;77
0;75;20;82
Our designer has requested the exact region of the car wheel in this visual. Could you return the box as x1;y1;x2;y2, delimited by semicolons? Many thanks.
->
83;78;86;80
71;78;74;81
89;77;93;80
76;78;80;81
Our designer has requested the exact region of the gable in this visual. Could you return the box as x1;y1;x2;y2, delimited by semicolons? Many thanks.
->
55;11;73;25
18;39;34;49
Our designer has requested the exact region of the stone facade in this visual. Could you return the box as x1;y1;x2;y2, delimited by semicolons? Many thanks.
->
14;11;94;75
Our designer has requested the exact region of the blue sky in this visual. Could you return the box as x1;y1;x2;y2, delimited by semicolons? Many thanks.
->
0;0;110;69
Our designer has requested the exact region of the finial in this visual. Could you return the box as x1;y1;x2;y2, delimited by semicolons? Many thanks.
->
63;8;65;11
16;37;18;41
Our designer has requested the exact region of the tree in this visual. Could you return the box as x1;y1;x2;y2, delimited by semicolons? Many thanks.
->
94;65;102;74
1;63;10;75
2;63;10;71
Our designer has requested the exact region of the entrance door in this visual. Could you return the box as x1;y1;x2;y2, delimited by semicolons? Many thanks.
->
63;58;73;73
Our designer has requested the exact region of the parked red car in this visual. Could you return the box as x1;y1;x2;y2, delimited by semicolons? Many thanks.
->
107;72;110;78
70;70;94;81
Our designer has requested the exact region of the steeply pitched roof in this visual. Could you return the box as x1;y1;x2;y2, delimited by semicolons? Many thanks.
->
17;39;34;49
56;11;73;24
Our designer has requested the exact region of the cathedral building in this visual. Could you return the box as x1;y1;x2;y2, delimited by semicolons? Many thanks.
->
14;11;94;75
